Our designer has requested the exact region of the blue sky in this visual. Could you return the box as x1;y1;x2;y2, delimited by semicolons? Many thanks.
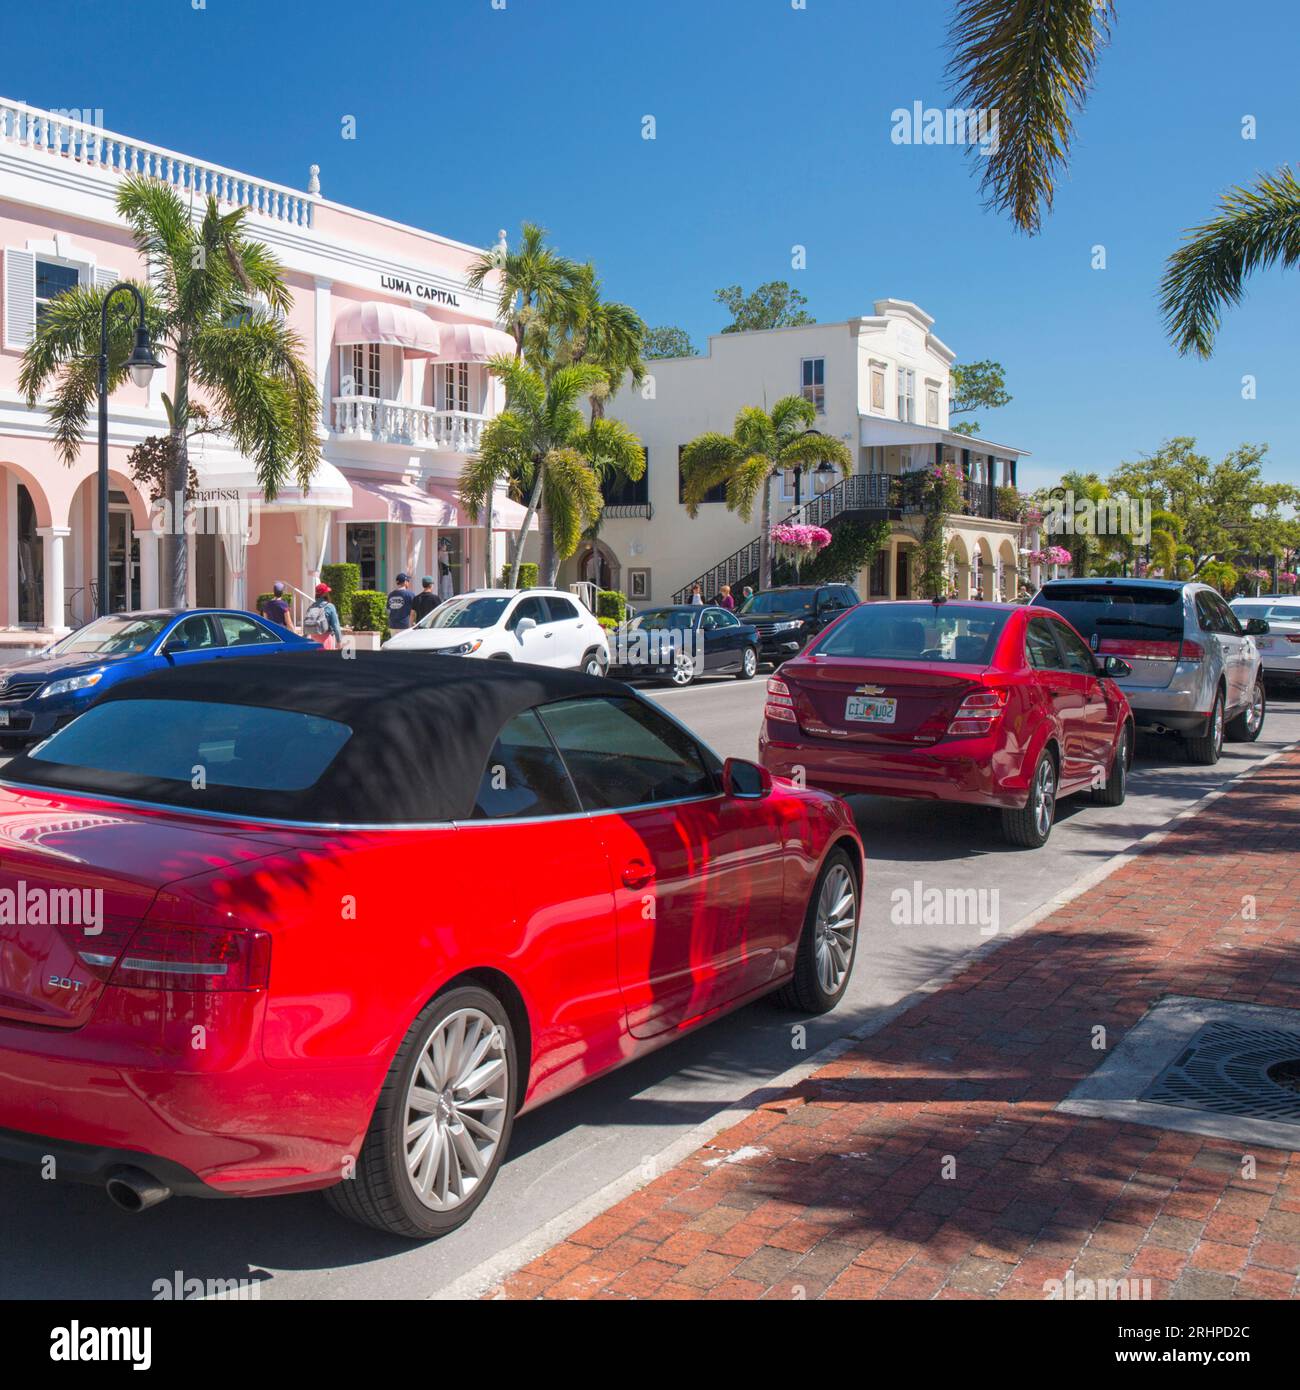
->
5;0;1298;491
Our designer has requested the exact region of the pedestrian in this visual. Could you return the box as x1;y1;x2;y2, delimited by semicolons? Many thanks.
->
412;574;439;623
387;572;415;631
718;584;735;611
740;585;754;607
260;580;294;631
303;582;342;649
689;583;704;606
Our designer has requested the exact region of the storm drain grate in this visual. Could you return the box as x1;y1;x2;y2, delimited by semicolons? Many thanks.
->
1140;1022;1300;1125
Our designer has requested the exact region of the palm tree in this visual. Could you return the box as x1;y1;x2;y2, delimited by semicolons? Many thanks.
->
464;223;582;580
20;176;319;607
1159;167;1300;357
460;355;644;586
544;262;648;417
680;395;852;590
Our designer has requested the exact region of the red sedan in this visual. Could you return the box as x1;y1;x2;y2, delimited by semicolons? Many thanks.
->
0;653;862;1238
759;600;1135;848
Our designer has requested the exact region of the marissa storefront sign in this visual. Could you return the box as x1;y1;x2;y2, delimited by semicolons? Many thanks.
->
379;273;460;307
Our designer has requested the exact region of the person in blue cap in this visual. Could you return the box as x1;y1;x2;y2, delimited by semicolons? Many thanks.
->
386;572;416;630
412;574;439;623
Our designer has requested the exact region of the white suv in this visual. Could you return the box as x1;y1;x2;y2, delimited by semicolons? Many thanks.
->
382;589;610;674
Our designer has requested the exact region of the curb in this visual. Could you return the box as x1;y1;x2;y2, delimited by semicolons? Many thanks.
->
432;738;1299;1300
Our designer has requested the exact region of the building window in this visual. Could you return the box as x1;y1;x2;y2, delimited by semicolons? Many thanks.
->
897;368;916;423
341;343;381;399
870;366;886;412
801;357;825;413
603;447;650;509
869;549;888;598
35;259;80;327
442;361;470;414
346;523;380;591
679;445;726;504
926;384;940;426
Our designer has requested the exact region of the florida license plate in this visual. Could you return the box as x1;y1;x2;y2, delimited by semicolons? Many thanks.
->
845;695;896;723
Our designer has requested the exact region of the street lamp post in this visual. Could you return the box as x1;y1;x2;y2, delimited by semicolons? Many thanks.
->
789;430;835;582
97;283;161;618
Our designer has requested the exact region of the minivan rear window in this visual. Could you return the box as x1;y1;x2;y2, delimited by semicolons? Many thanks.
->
1035;584;1182;644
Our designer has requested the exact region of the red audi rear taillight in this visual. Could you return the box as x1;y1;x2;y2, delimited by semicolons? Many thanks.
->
946;687;1009;738
99;923;272;992
765;676;797;723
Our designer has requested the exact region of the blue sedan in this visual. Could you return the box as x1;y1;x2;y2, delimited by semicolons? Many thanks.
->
0;608;319;745
609;604;760;686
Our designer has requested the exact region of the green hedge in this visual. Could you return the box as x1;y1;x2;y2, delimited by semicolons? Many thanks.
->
499;562;538;589
596;589;627;624
254;592;276;616
351;590;388;633
321;562;361;621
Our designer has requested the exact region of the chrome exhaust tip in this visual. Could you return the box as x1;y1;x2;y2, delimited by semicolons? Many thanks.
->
105;1166;172;1213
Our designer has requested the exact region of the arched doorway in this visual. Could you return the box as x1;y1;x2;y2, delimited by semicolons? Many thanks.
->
578;540;619;593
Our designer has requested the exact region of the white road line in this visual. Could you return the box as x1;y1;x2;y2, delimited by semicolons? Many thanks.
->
430;736;1299;1301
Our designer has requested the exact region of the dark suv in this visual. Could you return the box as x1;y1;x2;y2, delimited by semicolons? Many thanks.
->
738;583;860;666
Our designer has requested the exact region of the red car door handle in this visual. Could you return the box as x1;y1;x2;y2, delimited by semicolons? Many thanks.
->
621;861;655;889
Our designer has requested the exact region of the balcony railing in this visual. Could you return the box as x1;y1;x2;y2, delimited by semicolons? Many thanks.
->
0;97;315;229
332;397;487;452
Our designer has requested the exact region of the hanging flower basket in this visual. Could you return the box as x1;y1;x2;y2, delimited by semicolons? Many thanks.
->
770;523;832;563
1028;545;1072;567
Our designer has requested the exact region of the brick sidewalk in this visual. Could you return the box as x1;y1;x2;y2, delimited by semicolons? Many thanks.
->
493;751;1300;1300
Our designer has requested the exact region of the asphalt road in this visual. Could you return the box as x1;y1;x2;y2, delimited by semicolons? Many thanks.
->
1;676;1297;1300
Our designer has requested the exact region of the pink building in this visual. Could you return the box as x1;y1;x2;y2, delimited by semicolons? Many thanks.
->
0;96;529;641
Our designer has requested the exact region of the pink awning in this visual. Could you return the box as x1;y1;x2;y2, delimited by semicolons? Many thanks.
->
333;301;442;360
490;493;539;532
435;322;517;363
345;478;457;526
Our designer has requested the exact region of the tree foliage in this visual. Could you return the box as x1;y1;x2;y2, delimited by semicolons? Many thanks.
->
714;281;814;334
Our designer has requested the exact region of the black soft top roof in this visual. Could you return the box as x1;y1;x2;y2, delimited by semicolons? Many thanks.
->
4;651;627;825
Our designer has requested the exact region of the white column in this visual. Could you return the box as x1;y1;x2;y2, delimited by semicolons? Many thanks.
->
37;526;71;635
138;527;159;609
314;277;333;431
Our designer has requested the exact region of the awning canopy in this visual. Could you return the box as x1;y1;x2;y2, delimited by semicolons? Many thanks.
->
346;478;459;527
435;322;516;363
333;301;442;360
190;453;353;510
490;493;539;532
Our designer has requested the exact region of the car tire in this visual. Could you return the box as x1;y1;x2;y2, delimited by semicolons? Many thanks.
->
1185;692;1224;765
735;646;758;680
1001;749;1057;848
1226;676;1265;743
667;652;695;687
579;648;608;677
1092;722;1131;806
324;985;517;1240
772;847;859;1014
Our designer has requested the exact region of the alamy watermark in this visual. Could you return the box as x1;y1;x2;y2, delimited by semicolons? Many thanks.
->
891;102;1000;156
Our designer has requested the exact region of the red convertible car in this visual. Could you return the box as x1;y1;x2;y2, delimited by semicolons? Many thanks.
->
0;653;862;1238
760;600;1135;848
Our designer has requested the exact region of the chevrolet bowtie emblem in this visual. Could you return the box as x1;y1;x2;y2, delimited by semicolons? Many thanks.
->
856;684;885;695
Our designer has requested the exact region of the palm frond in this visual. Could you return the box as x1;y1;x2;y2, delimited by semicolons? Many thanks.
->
947;0;1115;234
540;446;604;560
680;433;743;517
1160;166;1300;357
726;454;773;522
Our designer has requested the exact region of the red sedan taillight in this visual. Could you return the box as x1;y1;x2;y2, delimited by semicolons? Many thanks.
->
766;676;797;723
946;687;1008;738
83;923;272;992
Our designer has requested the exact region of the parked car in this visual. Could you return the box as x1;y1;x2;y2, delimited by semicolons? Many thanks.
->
382;588;609;674
0;651;862;1238
1230;595;1300;689
759;599;1135;848
737;583;860;666
1032;578;1267;763
0;609;319;747
609;604;759;685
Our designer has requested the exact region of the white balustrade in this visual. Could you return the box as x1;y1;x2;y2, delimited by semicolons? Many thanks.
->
0;97;315;229
331;398;487;452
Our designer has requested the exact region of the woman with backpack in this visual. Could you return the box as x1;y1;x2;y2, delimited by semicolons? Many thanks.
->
303;582;343;649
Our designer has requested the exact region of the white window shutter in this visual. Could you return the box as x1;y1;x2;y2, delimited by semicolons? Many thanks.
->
95;266;120;290
4;248;36;349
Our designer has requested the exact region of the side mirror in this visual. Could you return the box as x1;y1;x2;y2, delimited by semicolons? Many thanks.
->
1244;617;1270;636
513;616;537;635
1102;655;1133;678
723;757;772;799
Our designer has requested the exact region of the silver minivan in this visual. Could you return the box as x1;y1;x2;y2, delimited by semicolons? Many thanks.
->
1032;578;1267;764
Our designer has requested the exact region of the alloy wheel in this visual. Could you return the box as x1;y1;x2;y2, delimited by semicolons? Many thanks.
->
671;653;695;685
1246;682;1264;735
1034;758;1057;839
741;648;757;677
1212;698;1224;754
813;863;857;995
403;1008;509;1212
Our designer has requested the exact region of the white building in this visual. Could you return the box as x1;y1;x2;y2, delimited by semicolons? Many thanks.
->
566;300;1030;605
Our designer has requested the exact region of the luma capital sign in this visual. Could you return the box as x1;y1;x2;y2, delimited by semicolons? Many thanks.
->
379;273;460;307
